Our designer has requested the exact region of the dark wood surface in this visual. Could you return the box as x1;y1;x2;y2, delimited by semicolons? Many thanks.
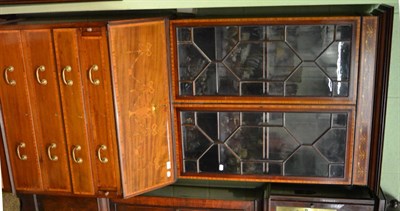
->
0;125;12;192
78;26;121;197
22;29;72;193
369;5;395;194
111;195;261;211
108;18;176;198
352;16;378;186
36;195;99;211
0;30;43;192
53;28;95;195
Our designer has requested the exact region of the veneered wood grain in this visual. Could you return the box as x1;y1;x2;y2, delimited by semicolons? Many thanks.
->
21;29;72;193
352;16;378;186
78;26;121;196
111;196;259;211
53;28;95;195
0;122;12;192
108;18;175;197
36;194;99;211
0;30;43;191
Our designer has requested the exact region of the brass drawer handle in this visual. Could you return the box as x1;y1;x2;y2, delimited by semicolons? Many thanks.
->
97;145;108;163
88;64;100;85
61;66;73;86
72;145;83;164
16;142;27;160
35;65;47;85
4;66;16;86
47;143;58;161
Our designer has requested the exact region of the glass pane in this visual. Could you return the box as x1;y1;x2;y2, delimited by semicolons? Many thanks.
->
219;112;240;141
336;25;352;41
286;62;332;96
267;163;282;175
195;64;217;95
266;41;301;80
242;82;264;95
216;26;239;60
285;113;331;144
285;146;329;177
224;43;264;80
241;112;264;126
317;41;351;81
217;63;240;95
193;27;216;60
267;26;285;41
315;128;347;163
241;26;264;41
181;111;195;125
333;82;349;97
199;145;219;172
267;82;284;96
220;145;241;173
180;82;193;96
330;164;345;178
182;126;213;159
268;127;299;160
226;127;264;160
184;160;198;173
242;162;264;174
177;27;192;42
332;113;347;127
286;25;334;61
178;44;209;80
197;112;218;141
267;112;283;126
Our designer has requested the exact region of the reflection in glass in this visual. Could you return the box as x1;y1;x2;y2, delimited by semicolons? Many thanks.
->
285;146;329;177
177;24;352;98
180;111;349;178
286;25;334;61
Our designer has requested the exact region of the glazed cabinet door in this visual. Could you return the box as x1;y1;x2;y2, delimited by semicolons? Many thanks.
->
53;28;95;195
0;30;43;191
21;29;72;193
108;18;176;197
78;26;121;197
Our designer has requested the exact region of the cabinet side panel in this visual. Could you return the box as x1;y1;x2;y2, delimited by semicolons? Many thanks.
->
78;26;121;196
353;17;378;185
0;30;43;191
21;29;72;193
108;19;175;197
53;28;95;195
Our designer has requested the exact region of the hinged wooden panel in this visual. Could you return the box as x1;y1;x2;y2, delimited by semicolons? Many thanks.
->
78;26;121;196
108;18;176;197
53;28;95;195
21;29;72;193
0;30;43;191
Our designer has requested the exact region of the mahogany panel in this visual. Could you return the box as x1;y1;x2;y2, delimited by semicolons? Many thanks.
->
108;18;175;197
53;28;95;195
0;30;43;191
21;29;72;193
0;126;11;192
111;196;260;211
77;26;121;196
352;16;378;186
36;194;99;211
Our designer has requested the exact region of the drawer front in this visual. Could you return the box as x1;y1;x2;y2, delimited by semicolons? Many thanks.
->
270;200;374;211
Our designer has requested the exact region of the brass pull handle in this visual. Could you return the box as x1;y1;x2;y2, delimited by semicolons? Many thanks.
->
47;143;58;161
16;142;27;161
61;66;73;86
97;145;108;164
35;65;47;85
72;145;83;164
4;66;16;86
88;64;100;85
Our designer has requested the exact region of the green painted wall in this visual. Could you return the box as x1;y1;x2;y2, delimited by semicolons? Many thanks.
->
0;0;399;201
